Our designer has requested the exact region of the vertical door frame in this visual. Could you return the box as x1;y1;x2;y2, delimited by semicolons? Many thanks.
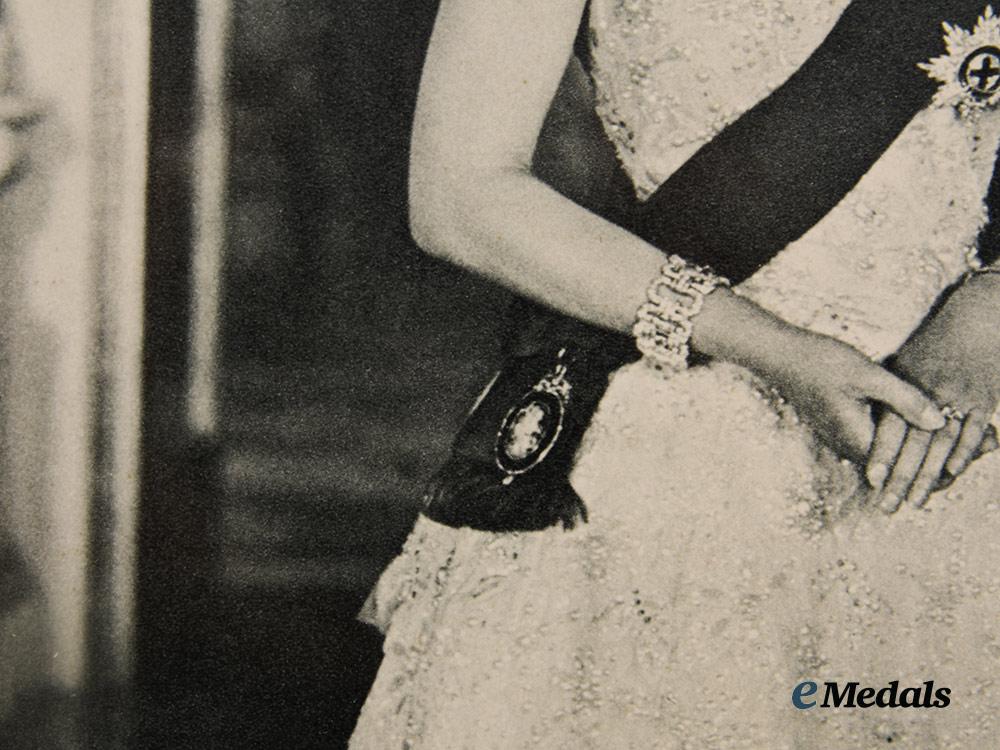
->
136;0;230;693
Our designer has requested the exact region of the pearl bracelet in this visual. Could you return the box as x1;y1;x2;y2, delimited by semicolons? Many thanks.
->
632;255;729;373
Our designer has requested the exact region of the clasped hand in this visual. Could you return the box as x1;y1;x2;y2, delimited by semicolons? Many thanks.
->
760;273;1000;513
866;273;1000;512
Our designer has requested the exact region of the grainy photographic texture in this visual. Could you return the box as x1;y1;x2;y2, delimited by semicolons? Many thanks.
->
4;2;1000;749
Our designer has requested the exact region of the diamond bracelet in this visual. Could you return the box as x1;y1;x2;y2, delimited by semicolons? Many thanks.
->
632;255;730;373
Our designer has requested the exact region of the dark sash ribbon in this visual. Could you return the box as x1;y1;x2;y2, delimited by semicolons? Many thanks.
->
423;1;997;532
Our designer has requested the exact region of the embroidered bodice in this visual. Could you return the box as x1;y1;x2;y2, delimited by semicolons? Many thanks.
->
590;1;1000;360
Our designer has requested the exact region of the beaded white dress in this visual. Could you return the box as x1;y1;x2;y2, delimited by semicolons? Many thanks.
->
350;3;1000;748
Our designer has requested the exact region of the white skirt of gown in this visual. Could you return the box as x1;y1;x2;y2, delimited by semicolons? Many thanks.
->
349;349;1000;748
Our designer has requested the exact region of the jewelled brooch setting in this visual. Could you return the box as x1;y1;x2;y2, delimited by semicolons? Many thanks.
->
921;6;1000;116
494;352;571;483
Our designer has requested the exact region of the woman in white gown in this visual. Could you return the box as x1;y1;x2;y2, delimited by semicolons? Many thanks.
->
350;2;1000;747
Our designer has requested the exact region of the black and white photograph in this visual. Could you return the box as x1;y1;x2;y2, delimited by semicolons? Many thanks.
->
4;1;1000;748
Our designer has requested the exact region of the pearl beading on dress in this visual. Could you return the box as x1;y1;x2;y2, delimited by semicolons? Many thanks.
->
590;0;846;199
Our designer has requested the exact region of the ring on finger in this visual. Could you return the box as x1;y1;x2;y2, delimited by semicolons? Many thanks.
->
940;404;967;422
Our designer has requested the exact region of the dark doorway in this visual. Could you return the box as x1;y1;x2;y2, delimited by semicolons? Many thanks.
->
136;2;506;748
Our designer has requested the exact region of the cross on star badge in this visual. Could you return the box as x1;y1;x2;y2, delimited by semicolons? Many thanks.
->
921;6;1000;115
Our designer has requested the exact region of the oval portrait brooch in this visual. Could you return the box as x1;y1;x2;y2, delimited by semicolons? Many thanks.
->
494;351;571;483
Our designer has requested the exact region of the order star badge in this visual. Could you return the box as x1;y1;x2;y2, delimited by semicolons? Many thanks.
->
920;6;1000;116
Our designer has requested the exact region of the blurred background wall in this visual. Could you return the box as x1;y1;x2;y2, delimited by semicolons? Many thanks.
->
135;1;507;748
219;0;509;593
0;0;148;732
2;2;508;748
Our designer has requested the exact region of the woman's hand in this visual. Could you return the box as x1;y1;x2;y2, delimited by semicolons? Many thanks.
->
690;289;945;464
759;328;945;465
867;272;1000;512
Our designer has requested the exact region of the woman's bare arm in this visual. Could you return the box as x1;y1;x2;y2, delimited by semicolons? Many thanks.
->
410;0;667;333
410;1;810;366
409;0;944;457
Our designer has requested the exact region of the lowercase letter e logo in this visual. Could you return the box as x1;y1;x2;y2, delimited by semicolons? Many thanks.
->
793;681;818;709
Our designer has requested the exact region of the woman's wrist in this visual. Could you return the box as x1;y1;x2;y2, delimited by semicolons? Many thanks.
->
944;267;1000;340
952;265;1000;310
687;286;805;376
631;256;730;372
963;265;1000;291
